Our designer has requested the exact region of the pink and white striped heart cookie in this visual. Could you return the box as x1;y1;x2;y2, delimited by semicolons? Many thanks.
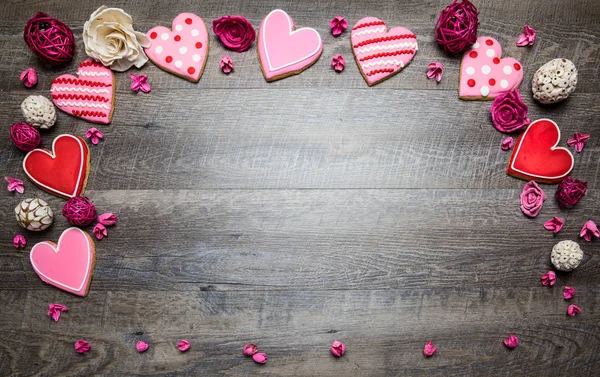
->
351;17;418;86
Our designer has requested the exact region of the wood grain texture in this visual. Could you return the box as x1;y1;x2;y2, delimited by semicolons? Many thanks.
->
0;0;599;376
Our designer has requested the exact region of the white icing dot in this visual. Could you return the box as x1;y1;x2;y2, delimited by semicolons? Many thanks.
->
500;79;509;89
191;29;199;37
161;33;169;40
179;46;188;55
481;65;491;75
480;86;490;97
503;65;513;75
472;42;480;48
486;49;495;57
155;46;163;54
175;60;183;68
466;66;475;75
175;24;183;31
192;54;201;62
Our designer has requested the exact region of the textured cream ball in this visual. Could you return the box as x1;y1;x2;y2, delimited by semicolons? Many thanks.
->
532;58;577;104
15;198;54;231
551;240;583;271
21;95;57;129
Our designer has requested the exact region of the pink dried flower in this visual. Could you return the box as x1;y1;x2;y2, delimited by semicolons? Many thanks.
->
98;213;117;226
5;176;24;194
243;343;258;356
516;25;536;47
85;128;103;145
74;340;90;353
423;341;437;357
178;340;190;352
490;89;530;133
130;74;151;93
47;303;68;322
426;62;444;83
563;286;576;300
520;181;546;218
220;55;234;74
580;220;600;242
503;334;519;349
331;54;345;72
330;340;345;357
567;132;590;153
543;217;564;234
330;16;348;36
501;137;514;151
567;304;581;317
252;352;268;364
13;234;26;249
212;16;256;52
136;341;149;352
20;68;38;88
541;271;556;287
93;223;107;240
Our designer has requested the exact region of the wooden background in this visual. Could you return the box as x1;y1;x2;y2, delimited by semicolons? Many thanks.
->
1;0;599;375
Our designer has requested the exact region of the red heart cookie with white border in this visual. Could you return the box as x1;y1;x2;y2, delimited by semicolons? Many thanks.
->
351;17;418;86
459;36;523;100
30;227;96;297
507;119;574;183
145;13;209;82
51;58;115;124
23;134;90;198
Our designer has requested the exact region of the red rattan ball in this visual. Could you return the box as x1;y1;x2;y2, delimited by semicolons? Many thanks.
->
62;196;97;226
555;176;587;208
10;121;41;151
24;12;75;65
434;0;479;54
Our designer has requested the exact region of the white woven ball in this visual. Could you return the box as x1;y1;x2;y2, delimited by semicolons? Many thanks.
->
21;95;57;129
551;240;583;271
15;198;54;231
532;58;577;104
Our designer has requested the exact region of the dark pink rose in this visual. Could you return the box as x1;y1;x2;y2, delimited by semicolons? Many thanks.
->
212;16;255;52
520;181;546;217
490;89;530;133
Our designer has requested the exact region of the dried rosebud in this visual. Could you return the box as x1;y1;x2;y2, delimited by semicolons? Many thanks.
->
93;223;108;240
501;137;514;151
580;220;600;242
136;341;149;352
243;343;258;356
503;334;518;349
13;234;26;249
47;303;68;322
5;176;24;194
563;286;576;300
423;341;437;357
74;340;91;353
330;340;345;357
20;68;38;88
543;217;564;234
567;304;581;317
178;339;190;352
98;213;117;226
541;271;556;287
85;127;103;145
252;352;268;364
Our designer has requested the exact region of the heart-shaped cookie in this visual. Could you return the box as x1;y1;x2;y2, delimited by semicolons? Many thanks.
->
258;9;323;82
351;17;418;86
51;58;115;124
23;134;90;198
507;119;574;183
30;227;96;297
145;13;209;82
459;36;523;100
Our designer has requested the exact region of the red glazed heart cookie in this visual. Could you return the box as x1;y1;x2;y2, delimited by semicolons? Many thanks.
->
50;58;115;124
23;134;90;198
351;17;418;86
459;37;523;100
145;13;209;82
507;119;574;183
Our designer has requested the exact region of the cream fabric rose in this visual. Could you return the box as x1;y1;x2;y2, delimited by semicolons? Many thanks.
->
83;6;151;72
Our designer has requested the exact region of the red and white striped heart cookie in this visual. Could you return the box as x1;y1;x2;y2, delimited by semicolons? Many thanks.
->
50;58;115;124
351;17;418;86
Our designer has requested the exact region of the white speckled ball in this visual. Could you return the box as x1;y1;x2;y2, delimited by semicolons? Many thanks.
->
551;240;583;271
21;95;57;129
532;58;577;104
15;198;54;231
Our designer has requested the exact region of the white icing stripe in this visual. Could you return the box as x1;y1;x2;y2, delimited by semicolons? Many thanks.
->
55;101;110;109
356;42;418;54
361;60;405;69
352;27;386;37
51;86;110;94
76;70;110;77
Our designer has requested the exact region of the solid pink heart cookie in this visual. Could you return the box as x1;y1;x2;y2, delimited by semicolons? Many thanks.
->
50;58;115;124
258;9;323;82
351;17;418;86
459;36;523;100
145;13;209;82
30;227;96;297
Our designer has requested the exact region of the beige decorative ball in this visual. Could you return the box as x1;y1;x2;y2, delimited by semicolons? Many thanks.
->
532;58;577;104
15;198;54;231
551;240;583;271
21;95;57;129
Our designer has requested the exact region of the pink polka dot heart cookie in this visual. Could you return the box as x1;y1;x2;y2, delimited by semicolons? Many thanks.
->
459;36;523;100
145;13;209;82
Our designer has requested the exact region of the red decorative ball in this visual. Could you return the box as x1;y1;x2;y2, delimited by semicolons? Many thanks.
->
62;196;97;226
555;176;587;208
434;0;479;54
10;122;41;151
24;12;75;65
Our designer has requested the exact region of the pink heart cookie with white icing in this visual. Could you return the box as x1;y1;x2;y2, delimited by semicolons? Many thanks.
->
459;36;523;100
258;9;323;82
145;13;209;82
30;227;96;297
50;58;115;124
351;17;418;86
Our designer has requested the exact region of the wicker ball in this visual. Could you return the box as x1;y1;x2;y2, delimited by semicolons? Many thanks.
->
551;240;583;272
10;122;41;151
555;176;587;208
15;198;54;231
21;95;57;129
532;58;577;104
62;196;97;226
24;12;75;65
434;0;479;54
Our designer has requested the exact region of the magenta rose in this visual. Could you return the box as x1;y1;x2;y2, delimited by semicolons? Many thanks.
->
212;16;255;52
520;181;546;217
490;89;530;133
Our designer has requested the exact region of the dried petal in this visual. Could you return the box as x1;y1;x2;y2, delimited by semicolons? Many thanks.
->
98;213;117;226
580;220;600;242
47;303;68;322
541;271;556;287
13;234;26;249
563;286;576;300
503;334;519;349
178;339;190;352
330;16;348;36
130;74;151;93
220;55;234;74
567;132;590;153
85;128;104;145
252;352;268;364
426;62;444;83
74;340;90;353
516;25;536;47
243;343;258;356
567;304;581;317
331;54;346;72
136;341;149;352
5;176;24;194
20;68;38;88
501;137;514;151
93;223;108;240
543;217;564;234
423;341;437;357
330;340;345;357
